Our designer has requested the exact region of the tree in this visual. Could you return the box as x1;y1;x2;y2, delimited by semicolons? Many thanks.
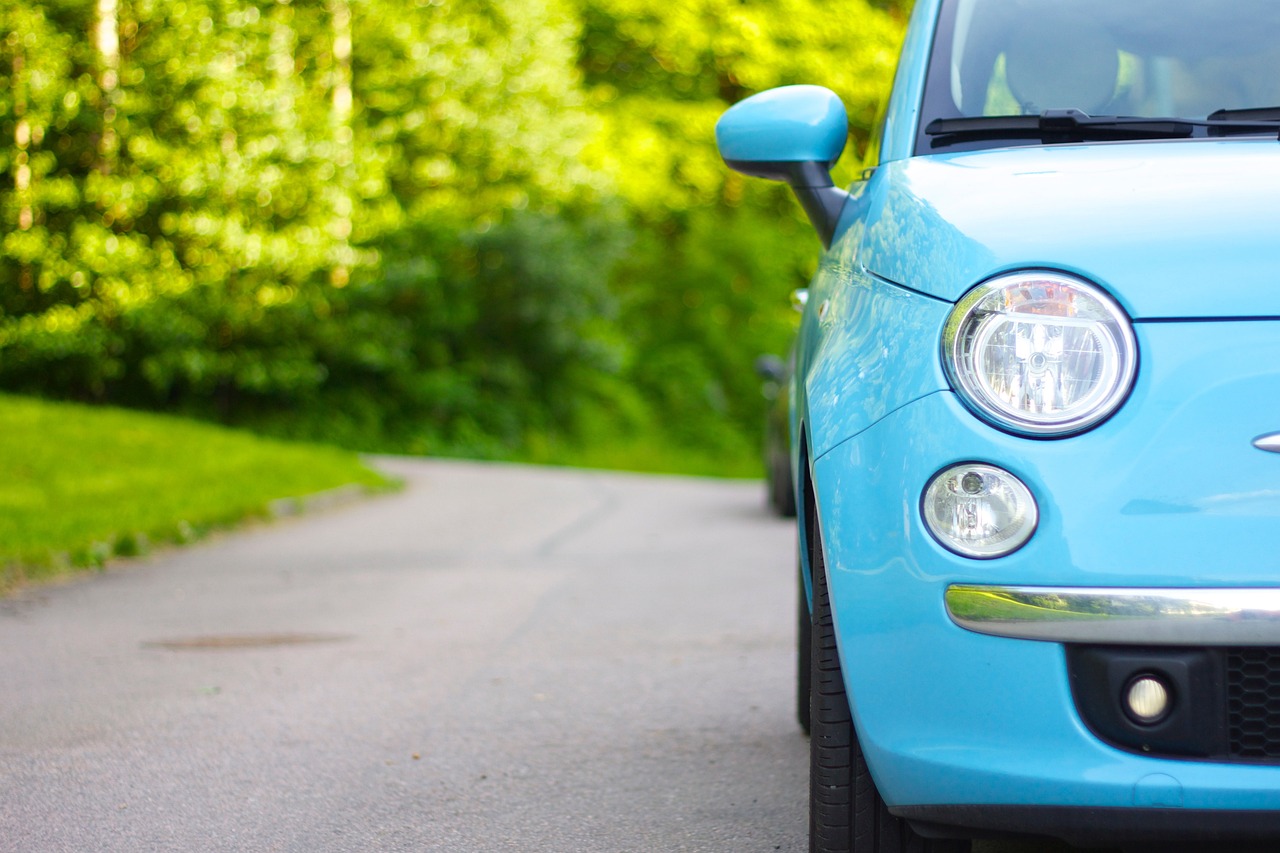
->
574;0;908;451
0;0;907;470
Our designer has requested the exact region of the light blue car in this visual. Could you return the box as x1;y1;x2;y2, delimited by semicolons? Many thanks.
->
717;1;1280;850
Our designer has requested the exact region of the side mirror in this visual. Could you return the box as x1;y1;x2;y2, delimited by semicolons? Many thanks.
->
715;85;851;249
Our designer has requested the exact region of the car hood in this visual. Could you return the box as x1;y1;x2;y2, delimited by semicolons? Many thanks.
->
855;139;1280;319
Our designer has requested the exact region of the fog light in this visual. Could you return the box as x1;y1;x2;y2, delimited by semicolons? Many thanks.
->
922;463;1038;558
1125;675;1171;724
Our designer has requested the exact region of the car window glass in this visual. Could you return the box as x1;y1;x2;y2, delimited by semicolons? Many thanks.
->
942;0;1280;120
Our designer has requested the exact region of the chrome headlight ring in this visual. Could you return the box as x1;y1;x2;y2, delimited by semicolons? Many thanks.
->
942;271;1137;437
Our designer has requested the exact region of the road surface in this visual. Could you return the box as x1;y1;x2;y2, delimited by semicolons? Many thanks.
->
1;458;1097;852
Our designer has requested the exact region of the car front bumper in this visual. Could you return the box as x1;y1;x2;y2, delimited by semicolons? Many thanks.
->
808;319;1280;826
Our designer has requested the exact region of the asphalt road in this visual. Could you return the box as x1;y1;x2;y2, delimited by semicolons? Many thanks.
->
0;458;1097;852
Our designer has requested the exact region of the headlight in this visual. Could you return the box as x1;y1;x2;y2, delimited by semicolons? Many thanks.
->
922;463;1038;558
942;271;1137;436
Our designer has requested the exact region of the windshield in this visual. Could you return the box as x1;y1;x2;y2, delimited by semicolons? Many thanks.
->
918;0;1280;152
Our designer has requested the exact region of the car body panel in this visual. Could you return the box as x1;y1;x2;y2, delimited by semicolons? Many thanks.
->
812;369;1280;809
799;234;951;463
811;316;1280;579
858;141;1280;319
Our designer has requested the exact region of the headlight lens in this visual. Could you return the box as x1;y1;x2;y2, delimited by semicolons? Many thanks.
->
922;463;1038;558
943;272;1136;436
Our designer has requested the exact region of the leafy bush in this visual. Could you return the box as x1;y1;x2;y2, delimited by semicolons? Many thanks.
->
0;0;907;475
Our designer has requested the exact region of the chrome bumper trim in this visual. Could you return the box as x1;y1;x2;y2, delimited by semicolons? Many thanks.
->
945;585;1280;646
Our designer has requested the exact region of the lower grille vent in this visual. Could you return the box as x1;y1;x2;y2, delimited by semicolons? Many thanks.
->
1227;648;1280;760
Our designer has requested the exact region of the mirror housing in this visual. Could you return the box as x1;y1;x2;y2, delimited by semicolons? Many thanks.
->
715;86;851;248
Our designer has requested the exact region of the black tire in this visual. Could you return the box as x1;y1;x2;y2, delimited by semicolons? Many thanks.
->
798;562;812;734
808;526;970;853
767;449;798;517
774;456;798;517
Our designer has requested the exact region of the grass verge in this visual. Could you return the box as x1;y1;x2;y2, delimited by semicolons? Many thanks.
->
0;393;395;593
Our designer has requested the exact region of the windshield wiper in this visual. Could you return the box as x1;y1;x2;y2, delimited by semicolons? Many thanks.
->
926;110;1194;144
926;109;1280;146
1207;106;1280;122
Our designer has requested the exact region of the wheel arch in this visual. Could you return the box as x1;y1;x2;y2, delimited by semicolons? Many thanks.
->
797;425;816;614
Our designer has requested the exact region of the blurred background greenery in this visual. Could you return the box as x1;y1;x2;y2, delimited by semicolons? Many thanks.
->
0;0;908;477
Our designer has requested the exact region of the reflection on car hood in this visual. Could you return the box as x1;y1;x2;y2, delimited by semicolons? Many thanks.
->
856;139;1280;319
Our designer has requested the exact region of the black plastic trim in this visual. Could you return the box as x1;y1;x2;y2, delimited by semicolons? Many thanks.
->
722;159;833;186
1068;645;1228;760
723;160;850;249
894;804;1280;846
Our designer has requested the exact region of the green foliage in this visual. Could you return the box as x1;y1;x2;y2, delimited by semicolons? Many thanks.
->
0;0;907;476
0;392;390;591
353;0;606;221
578;0;908;205
573;0;907;461
233;209;632;456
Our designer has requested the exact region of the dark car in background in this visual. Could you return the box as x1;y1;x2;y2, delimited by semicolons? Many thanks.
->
756;352;796;518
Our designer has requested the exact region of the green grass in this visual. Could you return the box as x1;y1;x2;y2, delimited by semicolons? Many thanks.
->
0;394;394;592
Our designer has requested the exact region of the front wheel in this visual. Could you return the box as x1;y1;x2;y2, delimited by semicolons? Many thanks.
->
808;527;969;853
